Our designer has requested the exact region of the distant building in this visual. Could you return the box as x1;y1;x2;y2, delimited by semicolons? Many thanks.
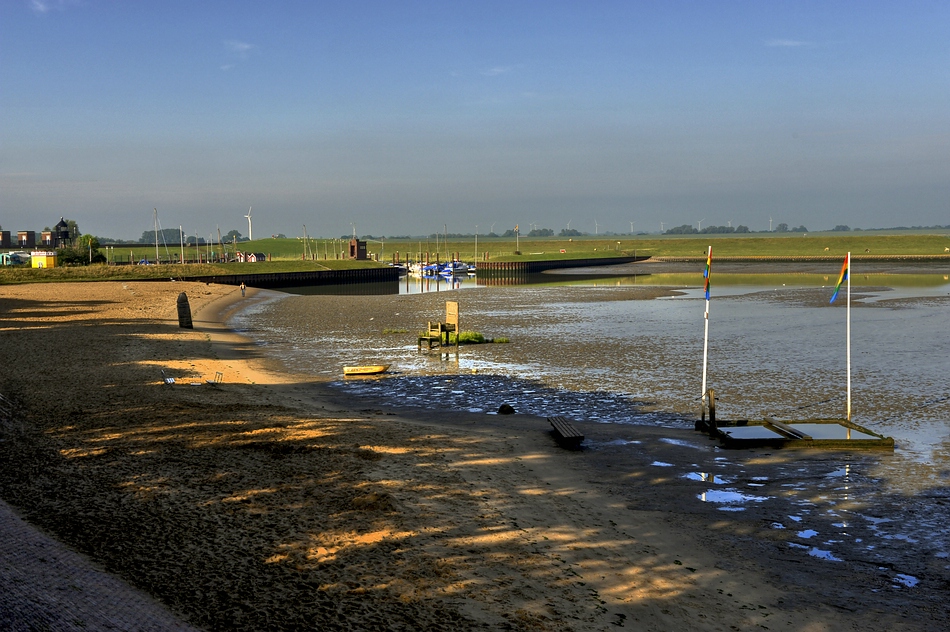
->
31;251;57;268
17;231;36;248
54;217;71;247
348;239;367;260
235;252;267;262
0;231;10;248
1;252;27;266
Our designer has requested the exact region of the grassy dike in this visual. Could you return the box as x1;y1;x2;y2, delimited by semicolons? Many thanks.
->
2;232;948;284
214;231;949;261
0;259;380;284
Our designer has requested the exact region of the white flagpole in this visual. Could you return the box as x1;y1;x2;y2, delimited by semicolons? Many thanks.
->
846;251;851;421
701;246;711;409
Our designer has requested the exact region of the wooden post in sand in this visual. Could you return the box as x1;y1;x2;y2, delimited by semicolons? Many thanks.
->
177;292;193;329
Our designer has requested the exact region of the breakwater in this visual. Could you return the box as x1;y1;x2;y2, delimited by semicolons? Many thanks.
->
476;256;642;274
183;266;400;289
474;256;643;285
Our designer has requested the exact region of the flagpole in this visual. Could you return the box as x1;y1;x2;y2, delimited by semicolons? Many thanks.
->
846;251;851;421
701;246;711;410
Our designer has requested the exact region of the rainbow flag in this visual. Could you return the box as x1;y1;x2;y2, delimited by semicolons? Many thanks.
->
703;247;711;300
829;253;849;303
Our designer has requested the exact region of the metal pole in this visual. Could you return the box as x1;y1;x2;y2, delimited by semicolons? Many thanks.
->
846;251;851;421
701;246;712;411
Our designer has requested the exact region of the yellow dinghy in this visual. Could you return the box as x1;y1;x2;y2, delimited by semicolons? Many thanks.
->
343;364;391;376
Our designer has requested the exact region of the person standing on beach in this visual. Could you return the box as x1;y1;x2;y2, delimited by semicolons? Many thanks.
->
240;282;246;297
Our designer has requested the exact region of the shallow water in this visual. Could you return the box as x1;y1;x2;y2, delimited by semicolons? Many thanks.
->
232;266;950;494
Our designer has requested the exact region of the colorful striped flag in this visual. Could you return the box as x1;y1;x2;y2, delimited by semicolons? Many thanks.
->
830;253;849;303
703;247;711;300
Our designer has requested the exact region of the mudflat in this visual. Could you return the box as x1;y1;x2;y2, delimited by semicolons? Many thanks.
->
0;281;944;631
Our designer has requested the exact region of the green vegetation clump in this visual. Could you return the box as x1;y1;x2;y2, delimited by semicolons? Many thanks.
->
382;328;408;334
492;337;510;344
448;331;485;345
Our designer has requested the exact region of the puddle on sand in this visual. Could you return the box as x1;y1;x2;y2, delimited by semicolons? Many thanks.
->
598;439;641;447
659;437;703;449
651;461;674;467
894;573;919;588
698;489;771;511
789;542;843;562
684;472;733;484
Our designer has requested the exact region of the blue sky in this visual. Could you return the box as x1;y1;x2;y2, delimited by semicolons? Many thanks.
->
2;1;949;240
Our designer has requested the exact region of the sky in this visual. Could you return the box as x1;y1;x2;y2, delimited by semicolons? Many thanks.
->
2;1;950;241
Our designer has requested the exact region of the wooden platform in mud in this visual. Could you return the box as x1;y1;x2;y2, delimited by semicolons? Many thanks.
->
696;417;894;450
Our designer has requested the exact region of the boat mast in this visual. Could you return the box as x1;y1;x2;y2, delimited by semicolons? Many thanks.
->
701;245;712;410
154;208;159;263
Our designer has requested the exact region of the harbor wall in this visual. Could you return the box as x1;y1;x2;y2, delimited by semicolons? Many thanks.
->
475;256;642;276
182;266;400;289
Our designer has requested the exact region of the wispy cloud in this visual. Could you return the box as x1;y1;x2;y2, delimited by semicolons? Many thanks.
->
481;65;514;77
766;39;815;48
31;0;81;15
221;40;256;71
225;40;255;58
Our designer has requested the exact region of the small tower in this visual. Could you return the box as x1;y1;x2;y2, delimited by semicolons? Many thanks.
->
54;217;71;248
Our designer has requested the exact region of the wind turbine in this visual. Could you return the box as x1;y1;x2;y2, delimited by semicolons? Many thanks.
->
629;221;635;234
567;219;572;230
769;216;773;232
594;220;599;235
660;221;665;232
244;207;253;241
490;222;496;235
697;218;705;231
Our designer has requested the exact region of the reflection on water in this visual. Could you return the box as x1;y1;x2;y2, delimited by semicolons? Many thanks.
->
698;489;772;508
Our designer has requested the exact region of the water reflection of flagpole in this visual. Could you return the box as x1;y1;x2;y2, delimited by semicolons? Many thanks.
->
701;246;712;409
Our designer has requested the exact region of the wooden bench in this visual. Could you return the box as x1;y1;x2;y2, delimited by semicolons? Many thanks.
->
547;416;584;449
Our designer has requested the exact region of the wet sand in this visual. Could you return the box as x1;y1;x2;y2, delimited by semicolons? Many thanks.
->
0;281;946;631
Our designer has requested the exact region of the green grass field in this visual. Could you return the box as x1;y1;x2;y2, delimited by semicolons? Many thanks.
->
360;231;946;261
3;231;948;284
181;231;950;261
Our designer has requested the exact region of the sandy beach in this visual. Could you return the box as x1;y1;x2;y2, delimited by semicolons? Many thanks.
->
0;281;945;631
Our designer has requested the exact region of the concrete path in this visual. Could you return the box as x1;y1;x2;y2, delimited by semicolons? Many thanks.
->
0;499;201;631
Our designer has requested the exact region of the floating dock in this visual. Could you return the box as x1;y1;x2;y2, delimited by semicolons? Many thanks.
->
696;417;894;450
